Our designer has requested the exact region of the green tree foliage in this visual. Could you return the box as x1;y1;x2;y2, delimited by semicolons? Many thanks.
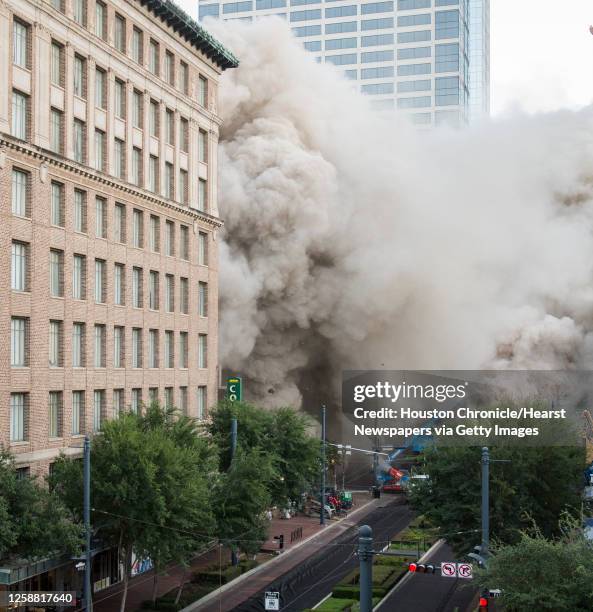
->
209;401;320;506
476;517;593;611
0;450;82;562
409;440;585;554
50;406;215;612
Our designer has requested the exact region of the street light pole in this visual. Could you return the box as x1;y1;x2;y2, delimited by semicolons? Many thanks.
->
231;417;238;566
83;436;92;612
320;405;326;526
358;525;373;612
481;446;489;559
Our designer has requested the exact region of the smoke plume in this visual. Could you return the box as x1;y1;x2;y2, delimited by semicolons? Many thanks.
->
209;19;593;408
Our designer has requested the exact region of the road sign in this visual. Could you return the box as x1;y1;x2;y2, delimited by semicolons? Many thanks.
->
264;591;280;611
226;376;242;401
457;563;473;579
441;562;457;578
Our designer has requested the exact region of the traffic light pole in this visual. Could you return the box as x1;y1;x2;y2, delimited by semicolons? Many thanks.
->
231;418;238;566
481;447;489;559
320;405;326;526
83;436;92;612
358;525;373;612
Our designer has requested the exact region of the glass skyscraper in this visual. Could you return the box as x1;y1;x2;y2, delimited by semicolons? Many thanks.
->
197;0;490;127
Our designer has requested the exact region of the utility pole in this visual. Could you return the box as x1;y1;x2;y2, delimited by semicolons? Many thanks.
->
481;446;489;559
83;436;92;612
358;525;373;612
231;418;238;566
320;405;326;526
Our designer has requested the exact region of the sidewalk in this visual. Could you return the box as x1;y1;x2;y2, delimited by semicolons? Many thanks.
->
91;493;373;612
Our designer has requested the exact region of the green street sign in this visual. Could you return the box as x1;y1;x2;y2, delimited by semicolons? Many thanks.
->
227;377;242;401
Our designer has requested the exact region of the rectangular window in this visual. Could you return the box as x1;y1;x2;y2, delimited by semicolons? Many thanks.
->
198;282;208;317
114;203;126;243
179;170;188;205
398;13;431;26
12;91;28;140
51;42;64;87
95;68;106;108
435;75;460;106
361;33;394;47
94;324;105;367
398;0;430;9
149;100;159;137
361;49;394;63
49;320;63;367
148;155;158;193
114;14;126;53
11;317;28;367
72;254;86;300
165;162;173;199
132;328;142;367
397;96;432;108
291;8;322;21
198;232;208;266
361;66;394;79
165;109;175;145
397;46;432;60
51;182;64;227
180;61;189;94
93;390;104;432
150;215;160;252
132;27;143;64
95;197;106;238
132;209;143;247
73;0;86;25
13;20;29;68
114;79;126;118
361;1;393;13
149;39;159;75
398;30;431;43
149;271;159;310
165;220;174;256
180;277;189;314
435;42;459;72
49;249;64;297
114;139;125;179
94;258;106;303
95;1;106;39
148;329;158;368
197;386;207;420
198;129;208;163
292;25;321;37
165;274;175;312
74;55;86;98
132;148;142;186
113;326;124;367
326;21;357;34
131;388;141;413
198;179;207;212
73;120;85;163
179;332;188;368
50;108;63;154
325;54;357;67
179;386;188;414
49;391;63;438
114;263;125;305
165;51;174;86
72;391;84;435
113;389;123;419
325;38;357;51
132;267;143;307
198;76;208;107
198;334;207;368
179;118;189;152
133;90;143;128
11;169;29;217
325;5;356;17
72;322;85;367
435;8;459;39
165;387;173;409
94;130;105;171
398;63;432;76
180;226;189;261
149;388;158;404
10;393;27;442
397;79;431;93
11;241;28;292
74;190;87;232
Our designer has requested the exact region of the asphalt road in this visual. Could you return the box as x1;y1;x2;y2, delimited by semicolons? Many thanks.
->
377;540;478;612
235;497;413;612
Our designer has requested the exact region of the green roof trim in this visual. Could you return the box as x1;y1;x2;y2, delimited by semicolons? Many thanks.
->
138;0;239;70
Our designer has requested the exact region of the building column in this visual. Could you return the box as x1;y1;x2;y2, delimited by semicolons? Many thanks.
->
0;1;10;133
34;22;52;149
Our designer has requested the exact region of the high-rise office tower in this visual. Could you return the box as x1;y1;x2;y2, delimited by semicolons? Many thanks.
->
198;0;490;126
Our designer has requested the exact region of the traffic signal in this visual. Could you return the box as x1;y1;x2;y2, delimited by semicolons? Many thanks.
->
406;562;436;574
479;590;489;610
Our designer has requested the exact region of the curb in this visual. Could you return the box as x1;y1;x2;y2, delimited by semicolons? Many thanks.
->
182;497;381;612
373;538;446;611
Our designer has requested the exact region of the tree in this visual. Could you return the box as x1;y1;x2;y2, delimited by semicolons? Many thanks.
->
409;437;585;554
50;407;215;612
476;517;593;611
0;450;82;562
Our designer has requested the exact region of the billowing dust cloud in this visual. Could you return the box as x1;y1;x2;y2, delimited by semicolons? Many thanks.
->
209;19;593;408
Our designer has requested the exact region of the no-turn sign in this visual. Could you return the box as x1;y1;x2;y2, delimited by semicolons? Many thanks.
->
441;562;457;578
264;592;280;611
457;563;473;579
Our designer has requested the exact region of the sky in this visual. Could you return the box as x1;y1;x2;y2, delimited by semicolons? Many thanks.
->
174;0;593;116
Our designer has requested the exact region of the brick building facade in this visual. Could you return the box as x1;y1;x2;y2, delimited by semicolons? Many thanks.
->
0;0;238;476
